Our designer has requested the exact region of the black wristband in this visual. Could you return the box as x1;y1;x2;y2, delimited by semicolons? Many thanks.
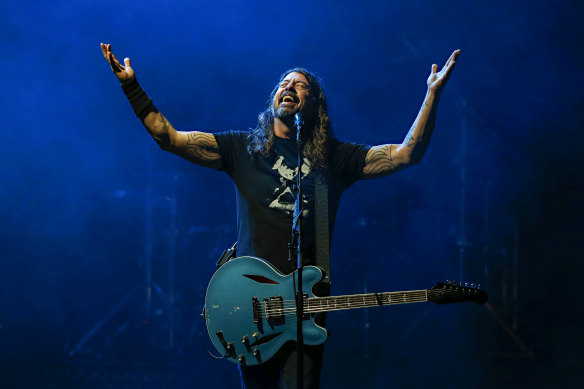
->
121;78;154;119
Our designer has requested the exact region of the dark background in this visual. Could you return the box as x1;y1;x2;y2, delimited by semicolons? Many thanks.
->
1;0;583;387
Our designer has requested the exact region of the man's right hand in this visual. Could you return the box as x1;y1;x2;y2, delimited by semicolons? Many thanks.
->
100;43;135;83
99;43;222;170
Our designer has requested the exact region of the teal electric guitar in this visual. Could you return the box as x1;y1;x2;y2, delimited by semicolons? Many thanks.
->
204;256;487;366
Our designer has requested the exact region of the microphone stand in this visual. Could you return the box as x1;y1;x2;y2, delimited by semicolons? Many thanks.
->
288;113;305;389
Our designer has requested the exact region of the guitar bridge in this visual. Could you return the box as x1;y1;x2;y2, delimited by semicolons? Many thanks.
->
252;297;260;324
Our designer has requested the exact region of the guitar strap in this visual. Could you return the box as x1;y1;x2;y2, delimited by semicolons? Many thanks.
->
314;169;331;287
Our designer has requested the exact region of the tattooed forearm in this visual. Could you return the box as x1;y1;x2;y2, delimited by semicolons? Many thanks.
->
404;101;428;148
142;110;173;146
363;144;396;178
160;113;171;131
404;126;416;148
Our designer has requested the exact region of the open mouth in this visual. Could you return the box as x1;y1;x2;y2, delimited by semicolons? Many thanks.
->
280;93;298;105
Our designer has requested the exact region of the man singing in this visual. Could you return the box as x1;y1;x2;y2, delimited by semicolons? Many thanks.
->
100;42;459;388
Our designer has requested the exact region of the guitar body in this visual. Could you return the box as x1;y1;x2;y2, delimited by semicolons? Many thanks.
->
204;256;327;366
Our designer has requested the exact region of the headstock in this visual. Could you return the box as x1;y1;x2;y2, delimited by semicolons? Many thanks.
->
428;280;488;305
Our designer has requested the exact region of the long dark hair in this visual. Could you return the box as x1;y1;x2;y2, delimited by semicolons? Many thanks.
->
248;68;332;169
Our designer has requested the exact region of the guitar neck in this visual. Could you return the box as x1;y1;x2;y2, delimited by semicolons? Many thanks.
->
306;290;429;314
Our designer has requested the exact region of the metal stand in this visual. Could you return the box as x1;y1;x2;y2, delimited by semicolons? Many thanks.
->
69;147;180;357
457;101;469;281
288;113;306;389
457;102;531;359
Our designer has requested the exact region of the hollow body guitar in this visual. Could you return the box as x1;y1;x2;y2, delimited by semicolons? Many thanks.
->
204;256;487;366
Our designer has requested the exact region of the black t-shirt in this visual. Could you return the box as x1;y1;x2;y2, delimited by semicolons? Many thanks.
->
215;131;370;274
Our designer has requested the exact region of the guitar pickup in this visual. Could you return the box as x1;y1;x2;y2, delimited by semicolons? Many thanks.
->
270;296;285;325
264;296;285;326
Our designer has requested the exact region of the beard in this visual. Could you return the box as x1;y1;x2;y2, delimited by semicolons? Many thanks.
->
274;105;298;120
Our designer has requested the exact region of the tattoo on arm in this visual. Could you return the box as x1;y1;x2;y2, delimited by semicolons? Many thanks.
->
363;144;396;177
405;126;416;148
405;102;428;148
185;132;220;162
145;111;221;168
144;111;173;146
159;112;171;133
364;99;435;178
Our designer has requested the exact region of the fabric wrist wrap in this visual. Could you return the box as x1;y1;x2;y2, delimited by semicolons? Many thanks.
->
121;78;153;118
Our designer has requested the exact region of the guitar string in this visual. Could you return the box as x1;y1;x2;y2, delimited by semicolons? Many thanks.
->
255;289;474;317
269;293;429;306
260;302;427;318
260;289;456;308
257;297;428;313
257;294;429;317
259;293;429;310
269;296;429;309
256;292;430;309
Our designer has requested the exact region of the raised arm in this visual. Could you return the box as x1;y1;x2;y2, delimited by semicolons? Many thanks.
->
100;43;222;169
362;50;460;179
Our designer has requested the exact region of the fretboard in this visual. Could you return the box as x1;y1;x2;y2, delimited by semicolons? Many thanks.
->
306;290;429;314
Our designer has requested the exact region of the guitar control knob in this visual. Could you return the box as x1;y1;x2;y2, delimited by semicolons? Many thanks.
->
223;342;235;358
252;332;259;338
252;348;261;362
238;355;246;364
242;336;249;345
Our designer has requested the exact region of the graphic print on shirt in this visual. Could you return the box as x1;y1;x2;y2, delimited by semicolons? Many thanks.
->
268;156;311;216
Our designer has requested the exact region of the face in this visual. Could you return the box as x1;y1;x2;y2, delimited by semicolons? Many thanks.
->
272;72;311;119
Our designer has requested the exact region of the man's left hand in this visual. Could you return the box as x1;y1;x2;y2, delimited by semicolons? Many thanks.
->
427;49;460;93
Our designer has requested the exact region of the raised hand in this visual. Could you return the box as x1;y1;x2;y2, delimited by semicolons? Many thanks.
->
100;43;135;83
427;49;460;93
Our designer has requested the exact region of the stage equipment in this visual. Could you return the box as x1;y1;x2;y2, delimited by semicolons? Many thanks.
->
290;112;306;388
69;151;199;357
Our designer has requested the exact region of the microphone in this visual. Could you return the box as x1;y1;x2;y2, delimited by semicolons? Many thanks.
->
294;113;304;142
294;112;304;132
